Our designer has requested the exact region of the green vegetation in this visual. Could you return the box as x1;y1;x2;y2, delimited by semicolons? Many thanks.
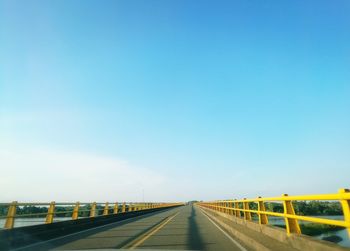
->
273;223;344;236
263;201;343;216
322;235;343;243
300;224;344;236
273;223;345;243
294;201;343;216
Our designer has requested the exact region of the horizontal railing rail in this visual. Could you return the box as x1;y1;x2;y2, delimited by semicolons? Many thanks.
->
197;188;350;237
0;201;183;229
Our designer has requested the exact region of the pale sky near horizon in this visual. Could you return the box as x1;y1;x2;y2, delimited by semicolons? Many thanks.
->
1;0;350;202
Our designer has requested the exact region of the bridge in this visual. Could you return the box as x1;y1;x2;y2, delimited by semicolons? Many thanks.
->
1;189;350;251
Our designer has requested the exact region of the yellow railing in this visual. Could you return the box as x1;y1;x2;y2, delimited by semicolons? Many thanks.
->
0;201;183;229
198;188;350;237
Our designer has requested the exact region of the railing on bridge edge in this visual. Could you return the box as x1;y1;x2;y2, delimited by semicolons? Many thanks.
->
198;188;350;237
0;202;183;229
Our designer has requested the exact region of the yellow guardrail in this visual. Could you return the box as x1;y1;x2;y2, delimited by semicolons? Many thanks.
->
198;188;350;237
0;201;183;229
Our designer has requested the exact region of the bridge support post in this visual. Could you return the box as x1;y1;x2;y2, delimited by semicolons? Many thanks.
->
72;202;80;220
90;202;96;217
282;194;301;235
339;188;350;237
234;200;240;218
243;199;252;221
4;201;17;229
122;202;126;213
230;201;234;215
113;202;118;214
45;201;55;224
103;202;109;215
257;197;268;225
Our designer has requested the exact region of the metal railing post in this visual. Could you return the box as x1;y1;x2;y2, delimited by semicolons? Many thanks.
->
103;202;109;216
4;201;17;229
339;188;350;237
230;201;234;215
72;202;80;220
234;200;240;218
282;194;301;235
257;197;268;225
122;202;126;213
113;202;118;214
45;201;55;224
90;202;96;217
243;198;252;221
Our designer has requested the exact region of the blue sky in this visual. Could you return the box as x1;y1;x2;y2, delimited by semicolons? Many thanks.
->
1;0;349;202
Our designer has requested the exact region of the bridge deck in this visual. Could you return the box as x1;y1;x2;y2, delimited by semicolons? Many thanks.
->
21;205;249;251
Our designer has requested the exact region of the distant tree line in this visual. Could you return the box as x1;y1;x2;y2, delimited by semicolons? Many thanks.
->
226;201;343;216
267;201;343;216
0;204;111;218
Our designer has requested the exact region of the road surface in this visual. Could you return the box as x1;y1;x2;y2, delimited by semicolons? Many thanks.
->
18;204;250;251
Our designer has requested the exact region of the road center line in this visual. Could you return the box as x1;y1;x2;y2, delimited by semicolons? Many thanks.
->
199;207;248;251
127;211;180;249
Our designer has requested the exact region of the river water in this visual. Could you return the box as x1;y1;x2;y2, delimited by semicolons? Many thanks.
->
267;215;350;248
1;216;349;248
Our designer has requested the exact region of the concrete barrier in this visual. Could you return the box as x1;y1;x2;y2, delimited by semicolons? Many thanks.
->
199;206;349;251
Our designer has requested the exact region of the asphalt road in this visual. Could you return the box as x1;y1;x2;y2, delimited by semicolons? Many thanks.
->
17;204;250;251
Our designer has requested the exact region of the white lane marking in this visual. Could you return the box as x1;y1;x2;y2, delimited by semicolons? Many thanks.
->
12;208;181;251
199;208;248;251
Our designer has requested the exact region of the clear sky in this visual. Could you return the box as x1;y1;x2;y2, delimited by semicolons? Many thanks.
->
1;0;349;202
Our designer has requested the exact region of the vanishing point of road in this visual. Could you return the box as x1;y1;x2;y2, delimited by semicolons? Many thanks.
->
21;204;250;251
